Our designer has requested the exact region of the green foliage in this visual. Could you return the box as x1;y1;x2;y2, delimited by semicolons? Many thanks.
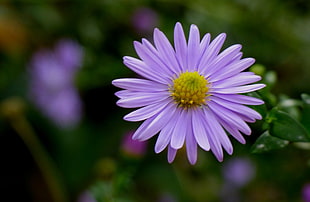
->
251;66;310;154
268;109;310;142
251;131;289;153
301;94;310;132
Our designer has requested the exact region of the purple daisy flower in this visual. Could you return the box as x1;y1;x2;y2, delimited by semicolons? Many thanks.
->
112;22;265;165
29;39;83;129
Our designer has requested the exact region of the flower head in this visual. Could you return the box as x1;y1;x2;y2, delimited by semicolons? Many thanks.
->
112;22;265;164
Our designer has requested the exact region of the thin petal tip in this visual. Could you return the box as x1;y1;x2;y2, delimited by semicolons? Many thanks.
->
188;157;197;165
190;24;198;30
217;157;224;162
218;33;227;39
227;148;234;155
154;147;162;154
123;114;132;122
175;22;182;26
174;22;184;31
111;79;122;87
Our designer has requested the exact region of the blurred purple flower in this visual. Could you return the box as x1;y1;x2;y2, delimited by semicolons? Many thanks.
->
222;157;255;187
55;38;84;71
131;7;158;34
77;191;97;202
29;39;83;128
121;131;147;158
30;50;73;91
45;88;82;127
302;183;310;202
157;193;177;202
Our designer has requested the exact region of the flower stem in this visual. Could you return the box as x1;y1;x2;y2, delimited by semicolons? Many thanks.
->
1;98;68;202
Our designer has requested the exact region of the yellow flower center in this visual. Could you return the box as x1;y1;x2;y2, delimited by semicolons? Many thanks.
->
170;71;209;109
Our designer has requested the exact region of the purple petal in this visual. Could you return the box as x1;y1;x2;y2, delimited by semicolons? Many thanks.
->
211;96;262;121
134;41;173;80
112;78;167;91
132;102;176;141
208;101;251;135
115;90;130;98
204;109;233;157
192;109;210;151
209;58;255;82
199;33;211;57
213;114;246;144
116;91;169;108
196;33;211;69
153;29;181;74
170;109;187;149
155;113;178;153
237;115;256;123
186;137;197;165
212;72;261;88
167;145;177;163
141;38;176;76
198;33;226;72
174;22;188;71
185;116;198;165
187;24;200;71
202;44;242;76
124;101;169;122
211;84;266;94
212;93;264;105
123;56;167;84
202;108;224;161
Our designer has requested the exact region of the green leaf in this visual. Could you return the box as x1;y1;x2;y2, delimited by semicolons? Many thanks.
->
301;93;310;104
269;109;310;142
301;93;310;133
264;71;277;87
251;131;289;153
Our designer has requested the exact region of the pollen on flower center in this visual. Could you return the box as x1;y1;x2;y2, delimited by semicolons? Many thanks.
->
170;71;209;109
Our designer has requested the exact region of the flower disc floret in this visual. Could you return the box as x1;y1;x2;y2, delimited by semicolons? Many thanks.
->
170;71;209;109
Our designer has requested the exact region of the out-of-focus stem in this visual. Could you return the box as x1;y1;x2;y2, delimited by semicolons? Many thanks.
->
1;98;68;202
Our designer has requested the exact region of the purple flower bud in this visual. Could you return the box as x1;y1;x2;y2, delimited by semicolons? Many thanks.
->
131;7;158;34
302;183;310;202
121;131;147;158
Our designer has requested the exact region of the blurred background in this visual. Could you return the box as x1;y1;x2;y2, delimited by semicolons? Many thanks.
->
0;0;310;202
